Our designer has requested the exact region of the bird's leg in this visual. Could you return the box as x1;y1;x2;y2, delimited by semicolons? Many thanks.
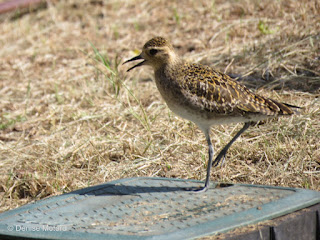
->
203;131;214;190
189;128;214;192
212;122;251;167
186;122;251;192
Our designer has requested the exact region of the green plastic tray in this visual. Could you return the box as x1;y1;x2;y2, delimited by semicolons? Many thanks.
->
0;177;320;239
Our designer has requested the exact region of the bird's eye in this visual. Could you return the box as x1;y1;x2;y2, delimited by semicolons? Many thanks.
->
149;49;158;56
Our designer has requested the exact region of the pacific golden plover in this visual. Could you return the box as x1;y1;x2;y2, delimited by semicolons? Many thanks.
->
123;36;299;192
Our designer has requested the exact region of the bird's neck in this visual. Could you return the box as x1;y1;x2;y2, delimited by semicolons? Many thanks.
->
152;51;181;71
156;55;183;76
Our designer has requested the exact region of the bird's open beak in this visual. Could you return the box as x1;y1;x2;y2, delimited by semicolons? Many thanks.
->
123;55;146;72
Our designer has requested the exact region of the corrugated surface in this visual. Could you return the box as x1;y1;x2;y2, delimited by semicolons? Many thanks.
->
0;177;319;240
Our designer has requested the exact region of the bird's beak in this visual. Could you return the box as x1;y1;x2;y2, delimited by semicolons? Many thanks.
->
123;54;146;72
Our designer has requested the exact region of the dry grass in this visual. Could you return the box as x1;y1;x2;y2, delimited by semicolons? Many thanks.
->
0;0;319;213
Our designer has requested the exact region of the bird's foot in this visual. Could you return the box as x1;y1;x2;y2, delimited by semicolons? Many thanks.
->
183;186;209;192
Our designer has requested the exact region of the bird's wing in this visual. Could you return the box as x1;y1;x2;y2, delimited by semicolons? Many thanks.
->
179;63;293;116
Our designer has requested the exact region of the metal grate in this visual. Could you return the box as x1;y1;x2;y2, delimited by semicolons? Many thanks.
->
0;177;320;240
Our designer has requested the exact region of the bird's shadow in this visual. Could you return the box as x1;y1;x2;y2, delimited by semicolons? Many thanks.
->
70;182;233;196
71;184;186;196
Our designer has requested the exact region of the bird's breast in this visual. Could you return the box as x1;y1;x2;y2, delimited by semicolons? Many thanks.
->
154;70;211;125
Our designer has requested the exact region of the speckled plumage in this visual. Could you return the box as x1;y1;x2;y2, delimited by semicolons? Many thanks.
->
162;61;293;122
124;36;298;192
143;37;171;49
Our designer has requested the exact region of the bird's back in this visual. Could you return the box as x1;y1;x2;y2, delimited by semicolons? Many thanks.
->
159;62;295;125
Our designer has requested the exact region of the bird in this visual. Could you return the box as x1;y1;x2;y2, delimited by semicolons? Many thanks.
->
123;36;299;192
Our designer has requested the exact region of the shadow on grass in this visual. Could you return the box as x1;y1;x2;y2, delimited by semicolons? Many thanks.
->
205;33;320;93
229;73;320;94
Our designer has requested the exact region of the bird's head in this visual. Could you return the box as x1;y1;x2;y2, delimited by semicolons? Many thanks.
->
123;36;178;72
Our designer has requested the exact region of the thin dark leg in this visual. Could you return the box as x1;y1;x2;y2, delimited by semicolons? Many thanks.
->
186;122;251;193
212;122;251;167
203;132;214;190
192;129;214;192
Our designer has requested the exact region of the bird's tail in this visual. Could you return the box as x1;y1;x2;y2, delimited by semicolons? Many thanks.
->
285;103;302;114
271;100;301;115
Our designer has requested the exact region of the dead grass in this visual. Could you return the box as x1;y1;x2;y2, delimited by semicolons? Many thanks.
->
0;0;319;213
